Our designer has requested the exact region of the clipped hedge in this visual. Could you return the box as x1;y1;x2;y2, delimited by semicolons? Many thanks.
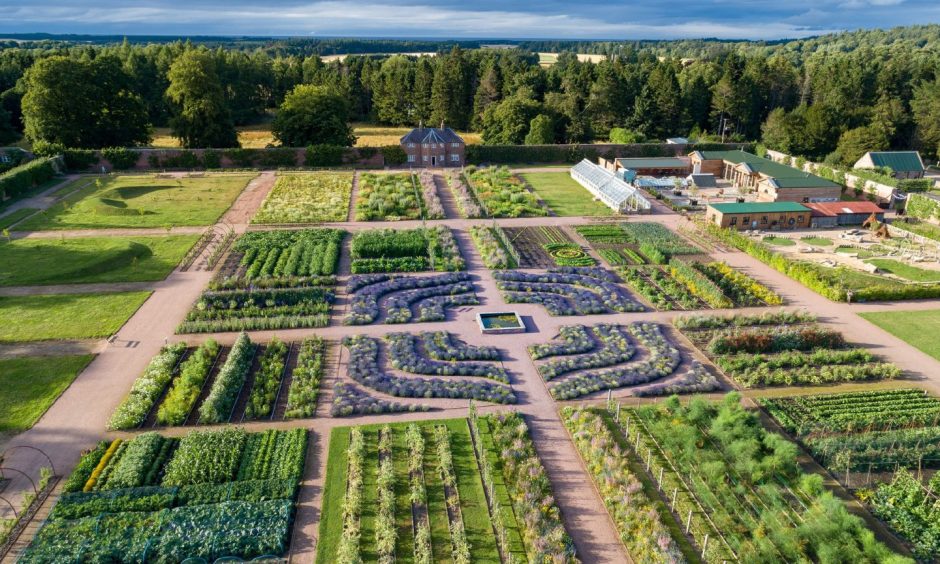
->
0;156;60;201
304;144;344;167
466;142;751;165
101;147;140;170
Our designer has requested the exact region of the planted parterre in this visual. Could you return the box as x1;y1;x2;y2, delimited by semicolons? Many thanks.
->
418;170;445;219
675;311;900;388
575;224;647;267
356;172;426;221
529;322;720;399
350;226;464;274
464;165;547;218
345;272;478;325
501;225;577;268
494;267;643;316
469;225;517;269
619;222;700;263
23;427;307;563
213;228;343;289
252;171;353;223
446;170;483;218
109;334;328;429
342;333;516;405
565;394;912;563
316;416;575;563
760;389;940;488
178;285;333;333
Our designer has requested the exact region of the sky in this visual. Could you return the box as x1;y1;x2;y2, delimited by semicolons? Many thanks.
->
1;0;939;40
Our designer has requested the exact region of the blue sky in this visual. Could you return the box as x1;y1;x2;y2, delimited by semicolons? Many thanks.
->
1;0;938;40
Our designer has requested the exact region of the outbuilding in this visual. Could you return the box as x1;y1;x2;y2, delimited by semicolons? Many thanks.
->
690;150;841;203
613;156;691;177
706;201;811;231
854;151;925;179
804;201;885;228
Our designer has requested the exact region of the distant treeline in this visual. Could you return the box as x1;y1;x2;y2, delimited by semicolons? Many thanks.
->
0;25;938;163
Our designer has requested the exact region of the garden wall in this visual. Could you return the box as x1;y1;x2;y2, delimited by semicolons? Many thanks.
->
467;142;752;165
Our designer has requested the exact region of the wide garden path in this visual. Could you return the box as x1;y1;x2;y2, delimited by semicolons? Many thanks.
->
9;168;940;563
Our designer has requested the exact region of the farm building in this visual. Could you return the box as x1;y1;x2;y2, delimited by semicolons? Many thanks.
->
805;201;885;228
570;159;652;213
854;151;925;179
706;201;811;231
690;150;841;203
400;123;465;167
613;156;691;177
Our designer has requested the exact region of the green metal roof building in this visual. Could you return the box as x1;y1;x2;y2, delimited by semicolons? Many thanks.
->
854;151;925;179
706;201;812;230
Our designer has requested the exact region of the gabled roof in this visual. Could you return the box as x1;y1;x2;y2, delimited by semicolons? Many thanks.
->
693;149;838;189
688;173;717;188
708;201;809;214
401;127;464;145
764;176;841;189
614;157;689;169
804;201;884;216
860;151;924;173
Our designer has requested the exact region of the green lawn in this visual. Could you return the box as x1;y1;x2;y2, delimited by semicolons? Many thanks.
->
800;236;833;246
0;235;197;286
762;236;796;246
16;173;254;230
865;259;940;282
0;355;94;431
861;309;940;360
0;208;39;231
520;172;613;216
0;291;151;342
894;219;940;242
316;418;502;564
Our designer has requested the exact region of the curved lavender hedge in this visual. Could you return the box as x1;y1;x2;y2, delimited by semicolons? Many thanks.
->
535;324;636;380
343;335;516;404
345;272;478;325
331;383;430;416
494;267;642;315
385;332;509;382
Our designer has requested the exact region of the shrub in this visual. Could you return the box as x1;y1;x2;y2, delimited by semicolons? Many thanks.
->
101;147;140;170
0;156;60;200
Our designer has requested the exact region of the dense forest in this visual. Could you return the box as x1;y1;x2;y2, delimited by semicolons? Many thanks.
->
1;25;938;162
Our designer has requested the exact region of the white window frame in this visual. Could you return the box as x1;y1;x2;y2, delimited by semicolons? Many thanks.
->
422;155;428;162
451;142;460;148
407;142;415;148
450;154;460;162
407;154;416;163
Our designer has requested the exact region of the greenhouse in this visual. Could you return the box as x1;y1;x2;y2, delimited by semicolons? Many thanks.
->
570;160;652;213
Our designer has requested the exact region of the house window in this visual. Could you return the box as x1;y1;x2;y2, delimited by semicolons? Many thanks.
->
779;215;785;221
797;215;804;222
802;197;809;203
451;143;460;148
407;154;415;163
407;143;415;148
422;155;428;162
730;217;737;225
742;216;750;224
450;154;460;162
761;216;768;223
422;143;429;148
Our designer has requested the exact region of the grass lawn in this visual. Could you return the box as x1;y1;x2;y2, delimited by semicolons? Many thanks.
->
0;355;94;431
0;177;64;212
316;418;502;564
0;291;151;342
835;245;876;258
860;309;940;360
865;258;940;282
16;173;254;230
0;208;38;230
0;235;198;286
893;219;940;242
800;236;833;246
762;236;796;246
520;172;613;216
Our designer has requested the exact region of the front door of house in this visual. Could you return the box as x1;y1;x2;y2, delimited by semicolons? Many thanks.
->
431;156;436;166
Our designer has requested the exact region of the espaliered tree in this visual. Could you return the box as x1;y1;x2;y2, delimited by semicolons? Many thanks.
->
166;49;239;149
272;84;355;147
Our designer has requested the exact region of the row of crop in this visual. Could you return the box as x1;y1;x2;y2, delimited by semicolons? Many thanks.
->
244;338;289;420
434;425;472;563
108;343;187;430
252;171;352;223
806;425;940;472
157;340;221;426
621;223;699;259
620;265;703;310
236;228;343;280
406;424;434;563
868;470;940;561
474;411;578;562
418;170;445;219
708;326;845;355
668;259;733;309
336;427;364;560
696;261;783;306
673;310;816;331
197;333;255;424
446;170;483;218
235;428;307;482
529;325;595;359
284;337;326;418
422;331;500;362
350;227;464;274
178;287;333;333
562;408;687;562
375;427;397;563
469;225;516;269
760;389;940;435
574;225;632;244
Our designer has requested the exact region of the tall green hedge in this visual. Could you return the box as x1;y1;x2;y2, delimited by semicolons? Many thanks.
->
465;142;752;165
0;156;59;201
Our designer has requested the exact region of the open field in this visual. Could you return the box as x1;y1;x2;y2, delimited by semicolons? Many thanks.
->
0;291;151;342
520;172;612;216
16;174;253;230
0;235;198;286
860;309;940;360
0;355;94;431
149;123;482;149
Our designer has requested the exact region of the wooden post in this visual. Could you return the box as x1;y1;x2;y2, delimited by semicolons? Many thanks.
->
635;433;640;450
646;448;652;470
671;488;678;511
701;534;709;558
685;510;692;533
658;467;664;487
867;463;872;486
607;389;612;410
615;402;621;423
